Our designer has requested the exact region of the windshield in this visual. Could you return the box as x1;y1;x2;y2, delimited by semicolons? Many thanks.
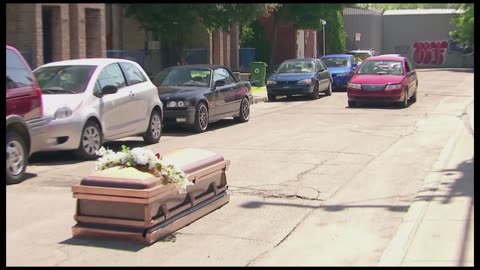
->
34;65;96;94
357;61;404;75
322;57;350;68
276;60;315;73
153;67;211;87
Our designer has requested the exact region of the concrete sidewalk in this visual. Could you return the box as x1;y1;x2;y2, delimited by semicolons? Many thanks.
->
378;102;474;266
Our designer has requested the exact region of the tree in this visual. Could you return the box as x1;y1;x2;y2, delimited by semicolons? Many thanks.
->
124;4;197;64
124;4;274;65
450;4;474;47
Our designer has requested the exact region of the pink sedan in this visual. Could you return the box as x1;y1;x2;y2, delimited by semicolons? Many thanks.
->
347;55;418;108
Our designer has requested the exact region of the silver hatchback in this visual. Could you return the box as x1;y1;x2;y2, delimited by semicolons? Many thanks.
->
33;58;163;159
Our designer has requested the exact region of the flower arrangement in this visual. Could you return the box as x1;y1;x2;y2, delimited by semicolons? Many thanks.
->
94;145;193;193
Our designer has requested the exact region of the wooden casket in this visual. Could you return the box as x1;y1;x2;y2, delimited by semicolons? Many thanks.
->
71;148;230;245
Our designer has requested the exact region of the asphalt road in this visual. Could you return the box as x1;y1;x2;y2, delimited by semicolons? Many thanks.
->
6;69;474;266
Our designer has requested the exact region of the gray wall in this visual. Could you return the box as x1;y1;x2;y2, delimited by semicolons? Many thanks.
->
383;13;473;68
343;8;383;54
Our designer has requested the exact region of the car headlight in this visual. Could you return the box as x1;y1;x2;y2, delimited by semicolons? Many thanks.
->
385;84;403;91
177;100;190;107
267;80;277;85
298;78;312;85
166;100;191;108
337;72;350;77
348;83;362;90
54;107;73;120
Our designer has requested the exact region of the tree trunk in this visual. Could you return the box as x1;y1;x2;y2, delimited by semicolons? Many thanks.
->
270;11;279;68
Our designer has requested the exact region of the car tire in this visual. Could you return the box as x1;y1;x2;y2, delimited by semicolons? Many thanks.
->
6;131;28;184
75;121;102;160
309;82;319;100
325;81;332;96
193;102;209;133
234;97;250;123
399;89;409;108
268;94;276;102
143;109;162;144
411;89;417;103
348;100;356;108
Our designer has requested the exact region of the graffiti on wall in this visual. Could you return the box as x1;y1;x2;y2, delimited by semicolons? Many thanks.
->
412;37;473;65
413;40;448;65
394;45;410;55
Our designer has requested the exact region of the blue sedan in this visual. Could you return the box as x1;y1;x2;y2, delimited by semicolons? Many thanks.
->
266;58;332;101
321;54;357;90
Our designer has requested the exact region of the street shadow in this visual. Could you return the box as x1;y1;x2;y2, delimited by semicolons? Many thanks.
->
162;119;238;136
416;68;474;74
6;172;38;185
59;233;178;252
29;150;83;165
414;158;474;266
28;140;150;166
270;94;329;103
241;201;410;213
346;100;414;110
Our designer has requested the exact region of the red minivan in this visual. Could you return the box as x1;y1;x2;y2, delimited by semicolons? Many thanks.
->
6;45;47;184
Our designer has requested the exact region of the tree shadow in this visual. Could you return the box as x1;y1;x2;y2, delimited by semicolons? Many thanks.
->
415;158;473;266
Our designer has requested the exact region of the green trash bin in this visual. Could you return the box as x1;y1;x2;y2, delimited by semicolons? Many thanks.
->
250;62;268;87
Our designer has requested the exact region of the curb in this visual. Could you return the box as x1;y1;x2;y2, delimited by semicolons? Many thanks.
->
253;96;267;104
377;118;465;266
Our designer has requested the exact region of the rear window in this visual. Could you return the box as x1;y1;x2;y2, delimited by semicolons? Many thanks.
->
6;48;34;90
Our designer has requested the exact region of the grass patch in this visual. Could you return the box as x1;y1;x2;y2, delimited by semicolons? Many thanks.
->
251;86;266;93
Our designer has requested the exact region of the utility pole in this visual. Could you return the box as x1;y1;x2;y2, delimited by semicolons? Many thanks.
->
320;20;327;56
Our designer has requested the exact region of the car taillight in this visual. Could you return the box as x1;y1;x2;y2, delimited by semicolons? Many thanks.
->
385;84;403;91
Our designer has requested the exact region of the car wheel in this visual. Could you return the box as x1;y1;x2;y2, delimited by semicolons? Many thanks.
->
6;131;27;184
399;90;409;108
143;109;162;144
325;81;332;96
348;100;356;108
268;94;276;102
309;82;319;100
235;97;250;123
75;121;102;160
411;89;417;103
193;102;209;133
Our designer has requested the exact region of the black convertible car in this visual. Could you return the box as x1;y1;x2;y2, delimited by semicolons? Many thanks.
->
152;65;253;132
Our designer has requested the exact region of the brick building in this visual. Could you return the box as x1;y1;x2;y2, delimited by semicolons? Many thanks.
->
259;15;318;67
104;4;240;73
6;3;106;69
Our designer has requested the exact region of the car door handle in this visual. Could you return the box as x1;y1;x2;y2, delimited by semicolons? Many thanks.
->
129;92;135;98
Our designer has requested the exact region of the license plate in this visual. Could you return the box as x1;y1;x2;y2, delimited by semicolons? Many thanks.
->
176;118;187;122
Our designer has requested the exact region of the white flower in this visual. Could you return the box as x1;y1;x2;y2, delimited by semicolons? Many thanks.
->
93;145;192;193
130;147;153;165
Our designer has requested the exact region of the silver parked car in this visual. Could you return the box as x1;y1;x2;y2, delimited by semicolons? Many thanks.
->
33;58;163;159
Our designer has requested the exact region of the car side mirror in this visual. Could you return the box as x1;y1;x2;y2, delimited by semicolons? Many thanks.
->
214;80;226;88
102;85;118;95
